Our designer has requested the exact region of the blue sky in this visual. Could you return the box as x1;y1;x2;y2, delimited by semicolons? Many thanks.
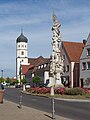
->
0;0;90;78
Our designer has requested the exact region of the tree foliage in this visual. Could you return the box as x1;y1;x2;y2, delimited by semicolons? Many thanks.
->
0;77;5;83
5;77;11;83
21;78;27;84
14;79;19;84
32;75;41;87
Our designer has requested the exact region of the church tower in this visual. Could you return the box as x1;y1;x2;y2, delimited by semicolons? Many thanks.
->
16;30;29;81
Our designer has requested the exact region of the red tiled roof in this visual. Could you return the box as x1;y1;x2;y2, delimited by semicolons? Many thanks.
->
22;56;50;75
28;56;50;66
22;64;34;75
63;41;84;62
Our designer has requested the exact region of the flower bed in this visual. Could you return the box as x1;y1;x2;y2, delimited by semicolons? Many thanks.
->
54;88;65;94
26;87;89;95
30;87;51;94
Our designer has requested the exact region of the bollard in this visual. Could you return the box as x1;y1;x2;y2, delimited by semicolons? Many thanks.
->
19;91;22;108
0;90;4;104
51;97;55;119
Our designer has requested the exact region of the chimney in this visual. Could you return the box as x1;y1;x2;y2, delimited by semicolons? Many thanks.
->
83;39;87;45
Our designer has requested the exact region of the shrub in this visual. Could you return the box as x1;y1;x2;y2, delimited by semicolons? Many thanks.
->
65;87;85;95
55;88;65;94
32;75;41;87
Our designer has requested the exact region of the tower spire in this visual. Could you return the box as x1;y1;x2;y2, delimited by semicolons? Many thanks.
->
21;28;23;35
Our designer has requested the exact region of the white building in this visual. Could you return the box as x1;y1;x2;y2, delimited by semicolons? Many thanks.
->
80;34;90;88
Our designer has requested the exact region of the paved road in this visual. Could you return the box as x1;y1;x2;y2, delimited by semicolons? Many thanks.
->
4;88;90;120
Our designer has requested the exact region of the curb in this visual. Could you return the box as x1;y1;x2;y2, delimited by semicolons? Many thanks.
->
22;91;90;102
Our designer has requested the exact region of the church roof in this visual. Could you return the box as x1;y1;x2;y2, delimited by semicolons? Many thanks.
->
22;64;34;75
22;56;50;75
62;41;84;62
28;56;50;66
16;32;28;43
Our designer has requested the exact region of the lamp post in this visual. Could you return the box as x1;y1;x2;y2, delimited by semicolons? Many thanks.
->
50;13;64;119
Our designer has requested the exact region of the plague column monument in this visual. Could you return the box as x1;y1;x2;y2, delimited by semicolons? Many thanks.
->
49;13;64;89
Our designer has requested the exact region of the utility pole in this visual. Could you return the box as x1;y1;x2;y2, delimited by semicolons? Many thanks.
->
50;13;64;119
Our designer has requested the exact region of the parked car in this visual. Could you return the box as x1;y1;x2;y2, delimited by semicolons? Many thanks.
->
25;83;31;89
15;84;22;88
2;82;6;86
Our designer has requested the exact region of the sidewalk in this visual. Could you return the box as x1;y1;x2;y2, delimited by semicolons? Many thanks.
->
0;100;71;120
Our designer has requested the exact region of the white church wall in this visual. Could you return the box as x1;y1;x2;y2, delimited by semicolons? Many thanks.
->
44;71;49;84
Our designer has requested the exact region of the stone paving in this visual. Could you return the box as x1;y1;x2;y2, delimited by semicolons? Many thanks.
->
0;100;71;120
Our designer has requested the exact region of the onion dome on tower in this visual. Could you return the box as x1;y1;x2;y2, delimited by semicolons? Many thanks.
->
16;30;28;43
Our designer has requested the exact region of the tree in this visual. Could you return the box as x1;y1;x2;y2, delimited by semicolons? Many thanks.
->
0;77;5;83
32;75;41;87
13;79;19;85
5;77;11;83
21;78;27;84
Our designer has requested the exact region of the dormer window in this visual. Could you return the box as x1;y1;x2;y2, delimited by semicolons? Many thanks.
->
44;64;46;67
87;48;90;56
41;65;43;68
38;66;40;69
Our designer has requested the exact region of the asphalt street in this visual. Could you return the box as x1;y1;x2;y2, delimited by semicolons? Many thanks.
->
4;88;90;120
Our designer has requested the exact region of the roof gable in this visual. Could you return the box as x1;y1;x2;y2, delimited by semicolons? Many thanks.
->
63;41;84;62
22;64;34;75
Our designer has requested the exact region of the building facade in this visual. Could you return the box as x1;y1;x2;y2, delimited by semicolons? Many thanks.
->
80;34;90;88
22;56;50;87
61;41;84;88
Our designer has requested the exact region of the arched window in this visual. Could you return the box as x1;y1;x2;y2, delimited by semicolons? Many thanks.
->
21;51;24;55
